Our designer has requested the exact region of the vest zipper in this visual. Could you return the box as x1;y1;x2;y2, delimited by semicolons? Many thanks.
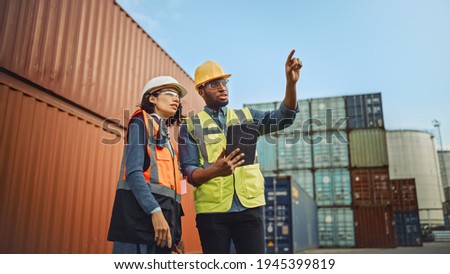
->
172;156;177;201
169;141;178;201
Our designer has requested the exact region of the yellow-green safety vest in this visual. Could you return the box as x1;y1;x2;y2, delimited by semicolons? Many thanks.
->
186;108;266;213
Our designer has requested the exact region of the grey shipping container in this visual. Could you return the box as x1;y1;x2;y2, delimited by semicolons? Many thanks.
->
282;99;310;134
437;151;450;189
394;211;422;246
277;169;315;198
353;206;396;248
345;93;384;129
391;179;419;212
246;102;279;172
244;101;279;112
312;131;349;168
351;167;392;207
314;168;352;206
317;207;355;248
264;176;318;253
256;132;277;172
349;128;388;167
310;96;347;131
277;133;313;170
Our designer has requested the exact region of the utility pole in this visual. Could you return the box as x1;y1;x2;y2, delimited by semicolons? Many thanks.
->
432;119;447;184
432;119;448;228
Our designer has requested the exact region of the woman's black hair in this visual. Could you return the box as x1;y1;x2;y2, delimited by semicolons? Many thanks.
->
139;92;184;126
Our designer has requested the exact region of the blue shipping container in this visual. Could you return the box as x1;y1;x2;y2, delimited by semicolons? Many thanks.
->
315;168;352;206
245;101;279;172
346;93;384;129
283;99;310;134
278;169;315;198
312;131;349;168
264;176;318;253
257;132;277;172
317;207;355;247
277;133;313;170
310;96;347;131
394;211;422;246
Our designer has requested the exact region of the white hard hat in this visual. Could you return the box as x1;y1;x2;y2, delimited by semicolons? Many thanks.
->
141;76;188;98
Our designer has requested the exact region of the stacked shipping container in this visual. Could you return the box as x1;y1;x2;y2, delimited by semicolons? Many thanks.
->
1;0;204;253
263;176;318;253
248;95;354;248
346;93;396;248
391;179;422;246
247;91;447;249
309;96;353;248
438;151;450;229
250;92;444;249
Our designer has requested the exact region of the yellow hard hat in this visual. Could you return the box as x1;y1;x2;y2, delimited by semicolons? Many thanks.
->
194;61;231;91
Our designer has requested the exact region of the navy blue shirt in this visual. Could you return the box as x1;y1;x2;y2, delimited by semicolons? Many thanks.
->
178;102;299;212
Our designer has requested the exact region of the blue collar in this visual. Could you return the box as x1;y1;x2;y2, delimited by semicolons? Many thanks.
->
203;106;227;116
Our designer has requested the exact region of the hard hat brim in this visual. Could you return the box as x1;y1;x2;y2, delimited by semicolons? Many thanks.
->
195;73;232;91
143;83;188;98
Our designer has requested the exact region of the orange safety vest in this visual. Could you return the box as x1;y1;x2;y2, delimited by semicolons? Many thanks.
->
117;109;182;202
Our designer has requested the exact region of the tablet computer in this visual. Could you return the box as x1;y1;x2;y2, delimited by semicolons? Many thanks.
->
225;123;260;166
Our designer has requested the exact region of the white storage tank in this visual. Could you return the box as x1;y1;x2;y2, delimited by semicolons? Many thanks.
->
387;130;445;226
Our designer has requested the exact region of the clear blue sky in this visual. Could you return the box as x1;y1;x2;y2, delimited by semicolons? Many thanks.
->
116;0;450;148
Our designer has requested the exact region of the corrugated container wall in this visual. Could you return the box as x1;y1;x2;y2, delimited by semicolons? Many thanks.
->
312;131;349;168
244;102;279;172
264;176;318;253
277;169;315;198
1;0;205;253
0;0;201;124
391;179;419;212
349;129;388;167
0;80;122;253
438;151;450;191
282;99;310;134
278;133;312;170
345;93;384;129
310;97;347;132
387;130;445;226
445;187;450;203
394;211;422;246
353;206;396;248
317;207;355;247
314;168;351;206
444;201;450;228
351;168;392;207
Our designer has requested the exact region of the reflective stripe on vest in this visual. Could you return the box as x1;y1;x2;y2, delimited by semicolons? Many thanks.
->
186;108;265;213
116;109;182;204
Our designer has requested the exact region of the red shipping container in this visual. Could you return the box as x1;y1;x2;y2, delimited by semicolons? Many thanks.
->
391;179;419;212
353;206;396;248
351;168;393;207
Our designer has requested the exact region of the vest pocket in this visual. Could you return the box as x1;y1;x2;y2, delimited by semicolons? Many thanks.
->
241;164;264;198
195;177;222;203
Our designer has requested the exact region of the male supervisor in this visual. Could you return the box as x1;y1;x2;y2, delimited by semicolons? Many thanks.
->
178;50;303;254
